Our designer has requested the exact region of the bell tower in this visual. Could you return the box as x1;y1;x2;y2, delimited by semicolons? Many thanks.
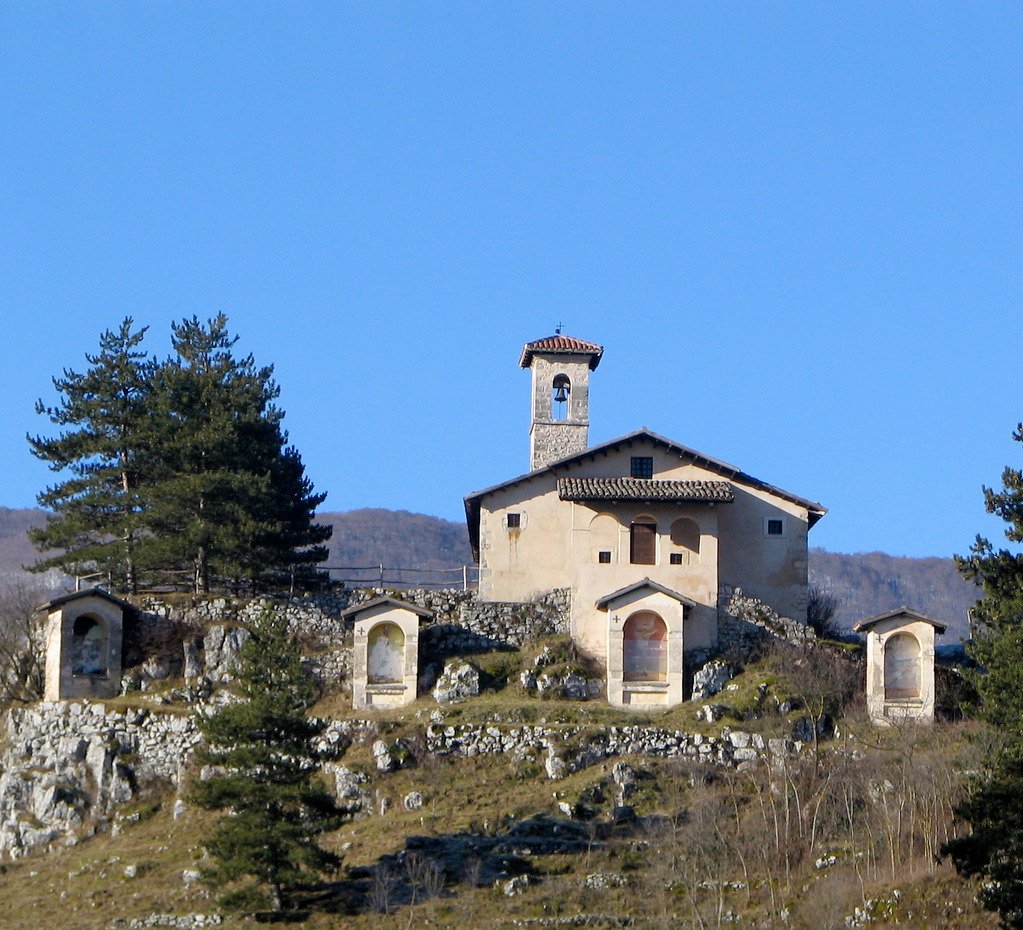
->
519;333;604;471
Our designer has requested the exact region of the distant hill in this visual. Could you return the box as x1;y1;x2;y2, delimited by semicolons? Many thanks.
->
0;506;979;639
808;548;976;643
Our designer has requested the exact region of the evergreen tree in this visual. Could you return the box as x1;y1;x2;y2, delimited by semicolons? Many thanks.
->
28;319;155;592
944;422;1023;926
191;608;345;912
146;314;330;592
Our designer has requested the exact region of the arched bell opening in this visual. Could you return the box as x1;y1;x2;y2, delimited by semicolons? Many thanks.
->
551;374;571;421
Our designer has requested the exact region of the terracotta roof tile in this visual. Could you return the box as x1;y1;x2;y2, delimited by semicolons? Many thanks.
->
519;334;604;370
558;477;735;503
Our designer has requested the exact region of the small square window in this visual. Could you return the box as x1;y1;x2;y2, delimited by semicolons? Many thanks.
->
670;552;684;565
631;456;654;479
598;550;612;564
506;512;521;529
767;519;784;536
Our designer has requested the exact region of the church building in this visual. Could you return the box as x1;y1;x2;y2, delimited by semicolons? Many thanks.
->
464;334;826;709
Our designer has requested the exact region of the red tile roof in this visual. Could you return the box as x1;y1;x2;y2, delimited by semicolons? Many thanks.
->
519;334;604;370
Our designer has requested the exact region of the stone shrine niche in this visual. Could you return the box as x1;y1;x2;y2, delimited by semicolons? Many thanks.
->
623;611;667;682
41;588;131;701
853;607;946;727
599;579;692;710
71;616;107;676
367;622;405;685
342;597;432;711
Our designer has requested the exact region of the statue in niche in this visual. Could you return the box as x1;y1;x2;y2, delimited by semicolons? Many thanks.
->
367;623;404;685
71;616;106;676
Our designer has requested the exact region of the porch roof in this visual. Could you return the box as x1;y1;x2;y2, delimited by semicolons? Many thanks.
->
559;477;734;504
595;578;698;610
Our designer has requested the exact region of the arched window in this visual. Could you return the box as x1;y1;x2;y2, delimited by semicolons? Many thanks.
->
72;616;107;676
367;622;405;685
552;374;571;421
669;518;701;565
630;517;657;565
884;633;921;700
623;611;667;682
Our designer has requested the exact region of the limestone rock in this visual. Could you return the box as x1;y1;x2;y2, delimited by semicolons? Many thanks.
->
432;661;480;705
692;660;734;701
403;791;423;811
501;875;530;896
372;740;395;773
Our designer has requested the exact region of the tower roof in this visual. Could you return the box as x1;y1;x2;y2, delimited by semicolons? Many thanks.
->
519;334;604;370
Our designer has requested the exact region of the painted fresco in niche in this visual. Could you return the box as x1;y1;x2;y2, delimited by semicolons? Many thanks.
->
884;633;921;699
623;611;667;682
367;622;405;684
72;616;106;676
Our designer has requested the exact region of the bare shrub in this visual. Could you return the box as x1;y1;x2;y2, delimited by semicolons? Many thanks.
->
0;576;55;705
807;582;842;639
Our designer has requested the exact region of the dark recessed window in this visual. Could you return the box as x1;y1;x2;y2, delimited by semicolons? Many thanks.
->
507;513;521;529
670;552;684;565
631;456;654;480
598;550;612;564
767;519;784;536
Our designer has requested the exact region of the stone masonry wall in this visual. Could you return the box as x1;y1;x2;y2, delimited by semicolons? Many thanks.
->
717;586;815;654
133;588;572;692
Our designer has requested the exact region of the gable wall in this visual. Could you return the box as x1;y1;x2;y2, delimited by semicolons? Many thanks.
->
476;438;814;661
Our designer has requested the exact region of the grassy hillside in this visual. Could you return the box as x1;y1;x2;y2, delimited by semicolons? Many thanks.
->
0;650;994;930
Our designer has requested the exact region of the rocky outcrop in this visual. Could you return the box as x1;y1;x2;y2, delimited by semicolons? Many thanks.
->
432;661;480;704
0;702;200;858
426;722;801;778
692;659;734;701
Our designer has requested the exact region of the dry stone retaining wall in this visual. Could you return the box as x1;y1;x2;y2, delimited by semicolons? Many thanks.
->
426;722;800;778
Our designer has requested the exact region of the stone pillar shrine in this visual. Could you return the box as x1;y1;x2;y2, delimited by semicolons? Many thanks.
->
41;588;132;701
853;607;946;726
342;597;432;711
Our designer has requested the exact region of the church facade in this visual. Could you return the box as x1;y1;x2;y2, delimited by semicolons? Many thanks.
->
464;334;826;708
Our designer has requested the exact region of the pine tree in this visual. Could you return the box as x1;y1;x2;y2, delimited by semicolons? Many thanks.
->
28;318;155;592
943;422;1023;926
147;314;330;592
191;608;345;912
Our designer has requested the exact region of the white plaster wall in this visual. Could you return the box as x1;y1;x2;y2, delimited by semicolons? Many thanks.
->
477;437;813;660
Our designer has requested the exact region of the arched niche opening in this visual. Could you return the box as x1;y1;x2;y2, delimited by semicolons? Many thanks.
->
72;615;107;676
551;374;571;421
630;517;657;565
669;517;700;565
590;512;619;563
367;622;405;685
884;632;921;700
623;611;667;682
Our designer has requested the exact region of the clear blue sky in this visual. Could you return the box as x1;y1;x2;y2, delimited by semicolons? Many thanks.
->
1;4;1020;558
